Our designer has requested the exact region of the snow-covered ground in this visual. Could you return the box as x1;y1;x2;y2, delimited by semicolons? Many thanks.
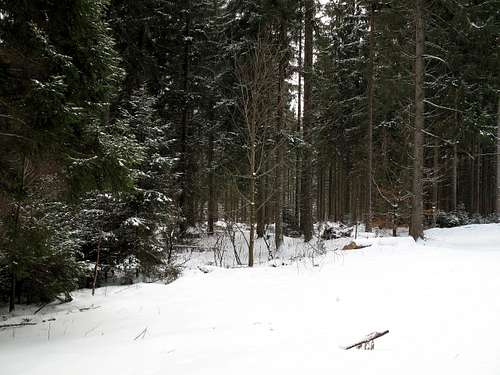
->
1;224;500;375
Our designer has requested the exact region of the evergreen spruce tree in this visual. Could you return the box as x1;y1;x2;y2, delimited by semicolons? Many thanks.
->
0;0;129;308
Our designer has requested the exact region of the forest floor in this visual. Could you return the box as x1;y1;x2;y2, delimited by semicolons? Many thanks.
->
1;224;500;375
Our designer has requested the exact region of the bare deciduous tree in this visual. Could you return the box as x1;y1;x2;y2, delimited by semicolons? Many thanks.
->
235;36;280;266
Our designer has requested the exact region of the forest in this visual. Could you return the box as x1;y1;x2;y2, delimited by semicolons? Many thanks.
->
0;0;499;313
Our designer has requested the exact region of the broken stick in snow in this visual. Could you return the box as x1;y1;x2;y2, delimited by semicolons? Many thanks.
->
133;327;148;341
344;330;389;350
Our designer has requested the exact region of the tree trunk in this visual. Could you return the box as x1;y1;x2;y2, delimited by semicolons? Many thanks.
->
9;155;29;312
274;15;287;251
179;0;195;232
366;1;375;232
335;159;342;221
92;230;103;296
468;147;474;212
410;0;425;240
301;0;314;241
9;260;16;313
322;167;328;221
207;0;220;234
256;175;265;238
496;95;500;217
451;142;458;211
249;129;256;267
475;141;481;214
328;163;335;219
432;138;439;226
207;125;216;235
317;162;323;221
295;21;303;231
9;203;21;312
382;126;388;173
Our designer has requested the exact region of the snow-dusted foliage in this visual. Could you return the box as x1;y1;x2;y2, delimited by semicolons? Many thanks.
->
436;204;498;228
70;87;182;286
0;199;84;304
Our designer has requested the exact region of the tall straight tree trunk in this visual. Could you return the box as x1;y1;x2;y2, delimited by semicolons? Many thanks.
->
179;0;195;231
496;95;500;217
468;148;474;212
318;164;327;221
365;1;375;232
476;142;481;214
91;227;103;297
9;155;28;312
249;125;256;267
351;174;355;222
451;142;458;211
256;176;266;238
410;0;425;240
9;202;21;312
316;162;321;220
207;0;219;236
328;163;335;219
432;138;439;225
335;160;342;221
274;13;287;251
295;16;303;230
382;126;388;173
207;131;216;235
301;0;314;241
322;167;328;221
451;92;460;212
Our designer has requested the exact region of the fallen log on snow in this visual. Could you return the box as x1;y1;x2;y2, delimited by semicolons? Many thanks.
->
344;330;389;350
197;265;212;274
342;241;372;251
0;322;38;329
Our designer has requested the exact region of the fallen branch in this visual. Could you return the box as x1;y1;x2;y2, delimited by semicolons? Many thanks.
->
79;305;101;312
134;327;148;341
34;303;49;315
344;330;389;350
197;265;212;274
0;322;37;329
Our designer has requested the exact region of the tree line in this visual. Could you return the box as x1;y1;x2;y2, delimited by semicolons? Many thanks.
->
0;0;498;309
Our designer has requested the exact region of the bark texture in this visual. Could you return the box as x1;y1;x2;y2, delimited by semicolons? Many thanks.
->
366;1;375;232
410;0;425;240
497;95;500;217
301;0;314;241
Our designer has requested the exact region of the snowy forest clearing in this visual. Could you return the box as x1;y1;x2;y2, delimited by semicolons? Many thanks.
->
1;224;500;375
